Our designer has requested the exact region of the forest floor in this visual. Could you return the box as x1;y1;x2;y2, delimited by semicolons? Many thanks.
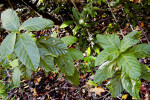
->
0;1;150;100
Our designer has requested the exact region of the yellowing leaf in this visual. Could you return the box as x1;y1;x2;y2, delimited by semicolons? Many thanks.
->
122;94;128;99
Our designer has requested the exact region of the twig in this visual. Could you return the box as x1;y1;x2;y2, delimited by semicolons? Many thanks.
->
7;0;15;9
71;0;80;15
106;0;124;37
131;9;150;43
121;7;143;43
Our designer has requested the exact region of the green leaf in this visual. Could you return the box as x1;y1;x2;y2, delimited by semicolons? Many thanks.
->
0;32;16;59
60;21;74;28
87;46;91;57
19;17;54;31
19;64;32;79
94;61;115;83
125;31;141;38
61;36;78;46
56;49;82;76
9;59;18;68
1;9;20;31
120;31;141;52
141;64;150;82
37;36;68;56
73;25;80;35
15;33;40;70
72;7;80;20
96;34;120;49
117;53;141;80
12;67;21;87
128;44;150;58
107;71;123;97
66;68;79;85
121;73;141;99
56;54;75;76
40;55;55;72
67;49;83;60
37;40;55;71
95;48;120;66
87;80;97;87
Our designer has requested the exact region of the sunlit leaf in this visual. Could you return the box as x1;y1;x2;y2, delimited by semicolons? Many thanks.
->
1;9;20;31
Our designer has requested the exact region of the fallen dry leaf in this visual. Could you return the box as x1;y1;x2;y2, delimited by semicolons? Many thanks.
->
90;87;105;96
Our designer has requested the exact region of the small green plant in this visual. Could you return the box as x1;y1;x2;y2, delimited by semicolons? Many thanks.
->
0;9;83;88
94;31;150;99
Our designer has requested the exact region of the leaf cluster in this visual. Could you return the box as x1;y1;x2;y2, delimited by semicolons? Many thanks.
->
94;31;150;99
0;9;83;88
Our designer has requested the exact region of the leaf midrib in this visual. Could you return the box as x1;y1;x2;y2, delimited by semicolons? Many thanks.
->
105;36;118;49
19;35;34;68
121;54;132;73
120;38;134;52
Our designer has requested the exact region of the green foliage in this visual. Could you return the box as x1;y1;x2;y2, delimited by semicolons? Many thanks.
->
141;64;150;82
15;33;40;70
1;9;20;31
61;36;78;46
56;49;83;76
60;21;74;28
37;36;68;56
0;9;83;88
107;71;123;97
0;32;16;59
19;17;54;31
94;31;150;99
66;68;79;85
12;67;21;87
94;61;115;83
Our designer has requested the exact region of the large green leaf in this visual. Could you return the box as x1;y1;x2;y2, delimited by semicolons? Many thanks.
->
96;34;120;49
128;44;150;58
95;48;120;66
56;54;75;76
107;71;123;97
61;36;78;46
117;53;141;80
119;31;141;52
15;33;40;70
19;17;54;31
0;32;16;59
12;67;21;87
94;61;115;83
37;36;68;56
40;55;55;72
141;64;150;82
56;49;82;76
121;73;141;99
66;68;79;85
1;9;20;31
37;41;55;71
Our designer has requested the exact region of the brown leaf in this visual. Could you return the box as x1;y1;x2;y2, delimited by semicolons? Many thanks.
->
90;87;105;96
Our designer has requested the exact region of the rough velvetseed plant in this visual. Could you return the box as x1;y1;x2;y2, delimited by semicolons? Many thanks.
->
0;9;83;88
94;31;150;99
